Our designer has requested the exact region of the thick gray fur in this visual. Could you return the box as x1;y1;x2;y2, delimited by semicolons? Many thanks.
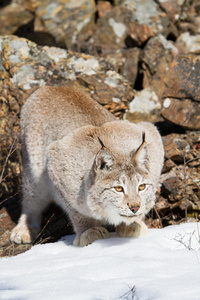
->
10;86;164;246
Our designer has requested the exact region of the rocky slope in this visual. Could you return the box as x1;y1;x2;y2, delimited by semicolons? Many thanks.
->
0;0;200;256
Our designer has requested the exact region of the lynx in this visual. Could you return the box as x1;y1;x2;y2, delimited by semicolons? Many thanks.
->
10;86;164;246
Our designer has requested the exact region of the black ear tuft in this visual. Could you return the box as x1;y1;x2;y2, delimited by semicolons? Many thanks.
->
142;132;145;144
97;137;106;149
131;132;149;170
95;137;116;171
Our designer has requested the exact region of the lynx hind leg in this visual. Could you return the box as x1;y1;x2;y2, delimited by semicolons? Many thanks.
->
116;220;148;238
10;178;50;244
10;213;41;244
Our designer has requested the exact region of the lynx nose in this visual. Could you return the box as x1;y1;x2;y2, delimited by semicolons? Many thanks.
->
127;203;140;213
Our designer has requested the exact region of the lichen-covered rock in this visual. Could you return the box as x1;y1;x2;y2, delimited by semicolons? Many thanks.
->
78;44;140;86
121;0;178;37
77;71;134;104
93;0;177;48
93;6;130;48
35;0;96;49
0;35;133;127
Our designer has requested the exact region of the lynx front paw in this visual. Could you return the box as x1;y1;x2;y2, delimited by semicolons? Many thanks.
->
73;227;109;247
116;220;148;238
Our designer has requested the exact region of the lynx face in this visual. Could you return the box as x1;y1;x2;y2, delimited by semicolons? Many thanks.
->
87;167;156;226
86;135;156;226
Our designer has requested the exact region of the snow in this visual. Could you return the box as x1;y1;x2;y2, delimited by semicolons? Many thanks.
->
1;223;200;300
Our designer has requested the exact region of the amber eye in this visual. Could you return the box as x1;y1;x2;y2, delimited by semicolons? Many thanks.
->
114;186;124;193
138;184;146;191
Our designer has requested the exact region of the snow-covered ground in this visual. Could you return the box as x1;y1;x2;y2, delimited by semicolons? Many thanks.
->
1;222;200;300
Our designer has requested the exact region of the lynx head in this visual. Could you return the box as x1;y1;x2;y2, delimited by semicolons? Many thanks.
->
86;133;157;226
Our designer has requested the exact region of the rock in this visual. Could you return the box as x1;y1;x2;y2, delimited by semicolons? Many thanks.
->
163;55;200;102
35;0;96;49
178;0;200;34
157;0;183;23
176;32;200;54
162;159;175;173
77;71;134;108
142;34;178;99
93;6;130;48
120;48;140;85
161;172;199;210
128;87;161;114
161;55;200;130
125;87;161;123
121;0;178;38
128;23;154;47
162;134;191;163
153;129;200;226
155;162;200;225
162;131;200;164
93;0;177;48
78;45;140;87
162;98;200;130
96;0;112;18
0;34;133;125
0;2;33;35
20;0;38;13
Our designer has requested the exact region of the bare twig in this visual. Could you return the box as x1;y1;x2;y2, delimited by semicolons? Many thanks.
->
32;214;55;245
173;228;200;251
183;151;188;222
0;191;19;207
154;207;163;228
0;136;18;185
118;285;136;300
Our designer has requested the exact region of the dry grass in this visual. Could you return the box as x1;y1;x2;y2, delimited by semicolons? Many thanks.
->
118;285;137;300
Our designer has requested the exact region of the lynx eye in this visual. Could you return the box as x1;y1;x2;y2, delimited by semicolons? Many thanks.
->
138;184;146;191
114;186;124;193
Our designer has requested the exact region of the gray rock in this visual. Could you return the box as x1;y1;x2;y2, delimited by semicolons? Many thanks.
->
35;0;96;49
128;87;161;114
93;0;177;48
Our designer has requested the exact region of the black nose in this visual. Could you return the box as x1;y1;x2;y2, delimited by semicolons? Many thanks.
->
127;203;140;213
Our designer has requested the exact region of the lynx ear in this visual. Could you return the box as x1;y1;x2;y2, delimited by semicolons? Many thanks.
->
132;132;149;170
95;138;114;171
